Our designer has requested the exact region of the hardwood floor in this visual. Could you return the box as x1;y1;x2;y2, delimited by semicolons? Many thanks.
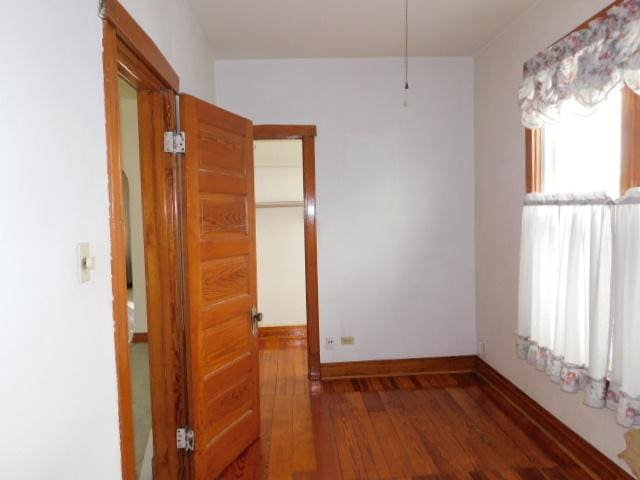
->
218;344;592;480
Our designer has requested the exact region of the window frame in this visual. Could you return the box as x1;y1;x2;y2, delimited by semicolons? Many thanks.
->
524;0;640;195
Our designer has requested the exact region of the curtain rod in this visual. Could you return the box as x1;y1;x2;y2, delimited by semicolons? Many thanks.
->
615;196;640;205
524;197;613;206
524;197;640;206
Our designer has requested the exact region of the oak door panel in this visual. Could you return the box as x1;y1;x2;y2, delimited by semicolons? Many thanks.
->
180;94;259;480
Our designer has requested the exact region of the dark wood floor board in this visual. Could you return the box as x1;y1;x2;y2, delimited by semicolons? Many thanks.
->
443;387;533;470
367;406;416;477
259;394;276;479
430;388;506;471
310;393;343;479
366;377;388;391
462;385;557;469
290;472;318;480
329;393;372;479
361;391;386;412
474;383;576;469
395;375;420;390
345;392;393;478
542;465;595;480
407;388;481;473
514;467;548;480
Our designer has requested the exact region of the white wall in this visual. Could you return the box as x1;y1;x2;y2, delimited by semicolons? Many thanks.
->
474;0;632;471
215;57;476;363
0;2;214;479
120;80;148;333
256;208;307;327
121;0;216;101
254;140;304;202
255;140;307;327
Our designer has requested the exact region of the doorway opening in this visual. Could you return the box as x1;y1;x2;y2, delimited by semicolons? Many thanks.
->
254;126;320;380
254;139;306;337
119;77;154;479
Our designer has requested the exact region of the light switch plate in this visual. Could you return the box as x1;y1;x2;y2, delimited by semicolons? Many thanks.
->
77;242;92;283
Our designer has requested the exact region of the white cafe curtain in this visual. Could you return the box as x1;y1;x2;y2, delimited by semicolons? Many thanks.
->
610;189;640;426
517;191;640;427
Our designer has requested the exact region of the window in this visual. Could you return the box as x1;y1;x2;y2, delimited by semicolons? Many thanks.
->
526;87;640;196
517;0;640;431
542;87;622;197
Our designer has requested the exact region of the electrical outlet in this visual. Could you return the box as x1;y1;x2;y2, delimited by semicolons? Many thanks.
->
340;336;355;345
477;341;486;356
325;337;335;350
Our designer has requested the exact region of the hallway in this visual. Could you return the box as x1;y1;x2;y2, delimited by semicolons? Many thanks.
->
219;343;589;480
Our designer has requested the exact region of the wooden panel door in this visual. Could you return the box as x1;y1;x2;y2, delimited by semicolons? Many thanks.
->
180;94;260;479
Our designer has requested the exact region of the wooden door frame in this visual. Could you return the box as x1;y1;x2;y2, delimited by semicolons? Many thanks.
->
253;125;321;381
102;1;186;479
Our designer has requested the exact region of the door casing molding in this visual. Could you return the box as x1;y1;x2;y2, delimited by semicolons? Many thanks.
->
102;1;186;479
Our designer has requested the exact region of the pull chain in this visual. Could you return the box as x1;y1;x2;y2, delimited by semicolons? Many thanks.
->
403;0;410;107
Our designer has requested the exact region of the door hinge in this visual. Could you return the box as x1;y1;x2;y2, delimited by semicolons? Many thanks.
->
98;0;107;19
176;427;195;452
164;131;186;153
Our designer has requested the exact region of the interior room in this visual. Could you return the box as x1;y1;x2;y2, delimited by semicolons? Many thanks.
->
2;0;640;479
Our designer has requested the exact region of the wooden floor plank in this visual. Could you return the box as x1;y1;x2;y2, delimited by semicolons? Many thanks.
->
293;345;310;394
472;383;574;468
310;393;342;479
260;349;278;396
409;388;481;473
444;387;533;470
366;395;416;477
219;344;599;480
276;348;296;395
329;393;370;479
292;394;317;476
259;394;276;479
463;385;557;469
379;390;440;475
267;394;294;480
345;392;393;478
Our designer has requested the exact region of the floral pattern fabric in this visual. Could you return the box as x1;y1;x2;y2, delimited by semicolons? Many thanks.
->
519;0;640;128
516;334;640;427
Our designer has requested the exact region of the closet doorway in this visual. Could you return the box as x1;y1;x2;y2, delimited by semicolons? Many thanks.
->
254;126;320;380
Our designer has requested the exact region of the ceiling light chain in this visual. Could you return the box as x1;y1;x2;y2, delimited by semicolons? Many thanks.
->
403;0;410;107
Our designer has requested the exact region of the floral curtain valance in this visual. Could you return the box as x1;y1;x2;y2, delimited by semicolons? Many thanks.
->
519;0;640;128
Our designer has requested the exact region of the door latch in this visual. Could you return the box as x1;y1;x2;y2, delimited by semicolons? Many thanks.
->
251;306;263;336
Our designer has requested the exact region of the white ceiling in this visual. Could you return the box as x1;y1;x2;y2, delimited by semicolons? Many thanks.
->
188;0;537;59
